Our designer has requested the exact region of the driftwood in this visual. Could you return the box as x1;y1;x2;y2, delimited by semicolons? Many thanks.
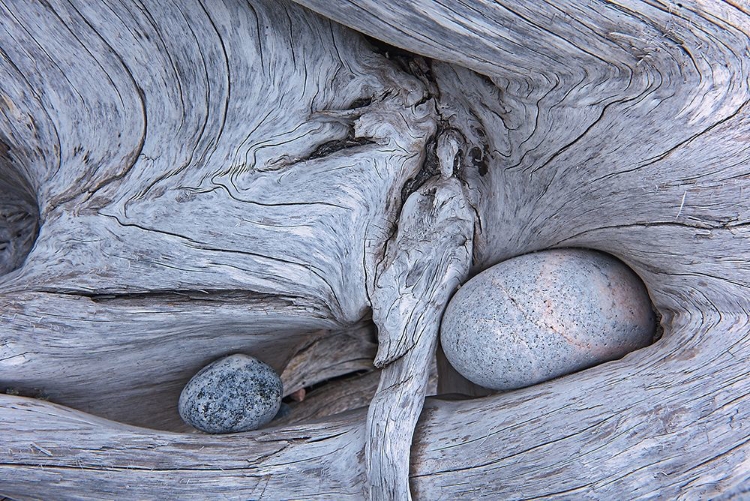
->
1;0;749;499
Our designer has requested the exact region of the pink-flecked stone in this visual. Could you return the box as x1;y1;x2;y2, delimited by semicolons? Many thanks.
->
440;249;656;391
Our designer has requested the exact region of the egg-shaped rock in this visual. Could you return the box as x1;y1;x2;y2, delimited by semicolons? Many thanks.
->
178;354;282;433
440;249;656;391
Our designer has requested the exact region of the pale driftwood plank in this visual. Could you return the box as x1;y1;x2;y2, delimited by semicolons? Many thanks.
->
1;311;747;499
0;395;369;500
1;291;340;431
1;0;749;498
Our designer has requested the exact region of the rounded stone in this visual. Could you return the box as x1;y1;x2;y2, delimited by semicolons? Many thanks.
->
178;354;283;433
440;249;656;390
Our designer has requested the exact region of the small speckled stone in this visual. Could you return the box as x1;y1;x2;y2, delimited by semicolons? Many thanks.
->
178;354;282;433
440;249;656;390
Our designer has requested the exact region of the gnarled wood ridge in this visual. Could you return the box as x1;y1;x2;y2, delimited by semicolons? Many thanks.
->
1;0;748;499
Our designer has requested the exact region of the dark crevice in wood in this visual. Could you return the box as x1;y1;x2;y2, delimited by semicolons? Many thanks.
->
363;35;424;76
275;369;379;427
2;386;50;401
57;289;307;306
304;128;376;162
348;96;373;109
364;34;438;104
0;140;40;277
288;368;372;399
269;94;377;169
280;324;378;406
400;132;440;204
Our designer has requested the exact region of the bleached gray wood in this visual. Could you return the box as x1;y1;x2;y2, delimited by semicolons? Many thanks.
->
309;0;748;495
0;394;370;500
368;172;474;500
274;370;380;427
2;309;748;500
411;311;750;500
280;324;378;398
1;0;749;499
0;0;434;432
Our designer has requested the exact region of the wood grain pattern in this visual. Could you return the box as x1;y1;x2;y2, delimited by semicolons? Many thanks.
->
368;174;474;500
0;0;434;432
1;0;749;499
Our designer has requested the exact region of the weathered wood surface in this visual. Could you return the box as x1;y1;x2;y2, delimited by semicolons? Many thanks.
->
2;311;748;499
279;325;378;399
1;0;749;499
0;0;434;431
367;173;474;499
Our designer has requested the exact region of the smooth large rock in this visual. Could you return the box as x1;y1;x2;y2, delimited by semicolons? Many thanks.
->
178;354;283;433
440;249;656;390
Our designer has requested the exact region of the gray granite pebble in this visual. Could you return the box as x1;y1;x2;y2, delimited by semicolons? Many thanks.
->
440;249;656;390
178;354;282;433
